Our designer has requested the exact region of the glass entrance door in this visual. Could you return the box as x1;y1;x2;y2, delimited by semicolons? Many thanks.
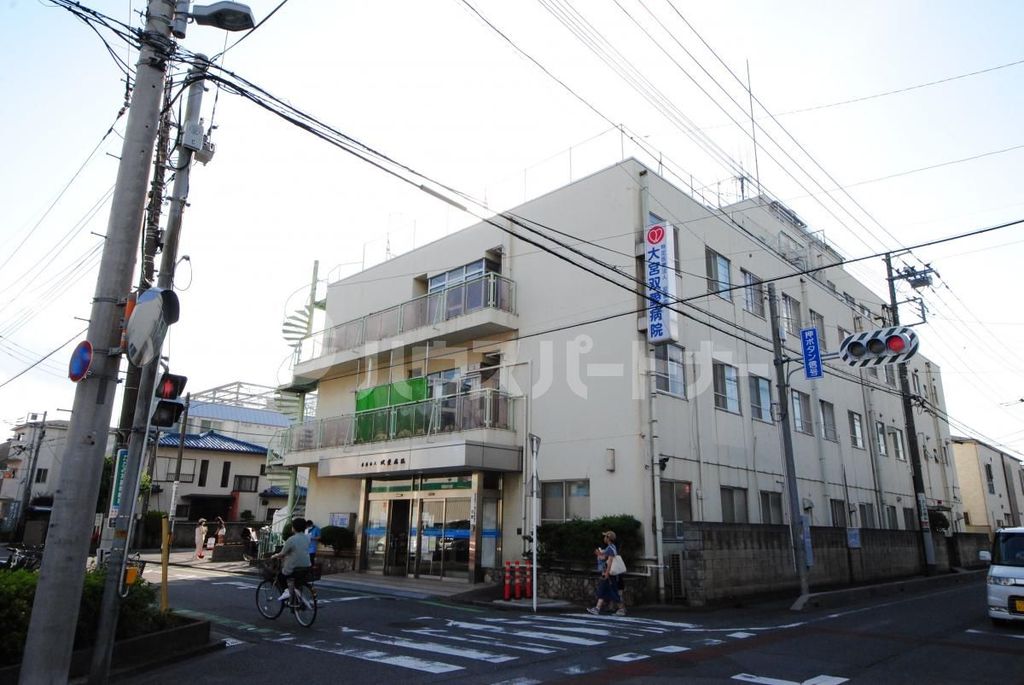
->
365;500;387;573
414;498;471;580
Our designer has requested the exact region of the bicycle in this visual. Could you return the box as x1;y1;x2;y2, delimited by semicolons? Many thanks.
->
255;558;318;627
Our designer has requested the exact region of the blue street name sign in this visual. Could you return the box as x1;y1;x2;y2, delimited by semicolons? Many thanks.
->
800;327;823;380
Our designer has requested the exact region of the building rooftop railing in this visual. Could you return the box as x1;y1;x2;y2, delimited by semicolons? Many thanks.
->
279;388;516;455
295;272;516;365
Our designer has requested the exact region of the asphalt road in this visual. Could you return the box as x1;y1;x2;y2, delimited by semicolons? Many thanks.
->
123;564;1022;684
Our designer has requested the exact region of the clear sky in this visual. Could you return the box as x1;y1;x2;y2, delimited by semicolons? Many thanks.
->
2;1;1024;457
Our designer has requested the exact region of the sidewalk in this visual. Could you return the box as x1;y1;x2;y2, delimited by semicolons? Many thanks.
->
139;550;573;609
141;550;982;614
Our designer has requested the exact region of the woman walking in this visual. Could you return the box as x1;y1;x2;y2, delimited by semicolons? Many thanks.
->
194;518;208;559
587;530;625;616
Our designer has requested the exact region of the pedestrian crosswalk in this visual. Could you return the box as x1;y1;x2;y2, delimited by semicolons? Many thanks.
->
275;613;716;678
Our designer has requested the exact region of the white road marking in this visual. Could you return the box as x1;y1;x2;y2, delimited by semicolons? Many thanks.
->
405;628;559;655
728;631;756;639
555;664;602;675
446;620;605;646
296;642;462;674
653;645;691;653
489;678;542;685
352;632;517;663
222;638;247;647
608;652;649;662
966;628;1024;639
732;674;848;685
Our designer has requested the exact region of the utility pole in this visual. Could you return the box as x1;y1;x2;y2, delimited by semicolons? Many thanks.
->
885;253;937;575
768;283;810;604
168;393;191;534
16;412;47;539
114;77;174;454
89;57;210;684
19;3;177;681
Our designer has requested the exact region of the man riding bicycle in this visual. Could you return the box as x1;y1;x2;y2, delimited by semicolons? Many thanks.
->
271;517;312;600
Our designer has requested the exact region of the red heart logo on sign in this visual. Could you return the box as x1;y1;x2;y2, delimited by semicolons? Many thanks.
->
647;226;665;244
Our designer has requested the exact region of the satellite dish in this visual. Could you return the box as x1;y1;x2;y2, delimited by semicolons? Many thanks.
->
125;288;180;367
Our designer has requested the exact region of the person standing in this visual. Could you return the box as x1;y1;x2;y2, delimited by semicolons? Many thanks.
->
271;517;312;600
307;520;321;566
587;530;625;616
215;516;227;544
193;518;207;559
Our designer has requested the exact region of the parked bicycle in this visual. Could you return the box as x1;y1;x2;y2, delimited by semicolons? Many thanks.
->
255;557;318;627
2;545;43;571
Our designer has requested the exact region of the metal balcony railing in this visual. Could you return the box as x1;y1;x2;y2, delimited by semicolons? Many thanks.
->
280;389;516;454
297;273;516;364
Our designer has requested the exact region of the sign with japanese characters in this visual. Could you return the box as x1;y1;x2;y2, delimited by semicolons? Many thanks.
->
644;223;678;343
800;327;823;380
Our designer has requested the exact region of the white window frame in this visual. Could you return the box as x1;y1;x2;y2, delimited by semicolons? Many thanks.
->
875;421;888;457
741;269;764;317
541;479;590;523
782;294;802;335
810;310;826;351
721;486;749;523
819;400;838;441
891;428;907;461
705;248;732;301
791;390;813;434
713;361;741;414
654;344;686;397
749;376;772;423
849;411;865;449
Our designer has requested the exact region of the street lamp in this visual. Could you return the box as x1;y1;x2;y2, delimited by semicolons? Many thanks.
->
172;1;255;38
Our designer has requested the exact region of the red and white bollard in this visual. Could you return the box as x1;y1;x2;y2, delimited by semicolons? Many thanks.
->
524;559;533;599
503;560;511;601
514;560;522;600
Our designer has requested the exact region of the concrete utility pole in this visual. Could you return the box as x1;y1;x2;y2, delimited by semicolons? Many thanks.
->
17;412;47;539
885;253;937;575
19;3;177;681
768;283;810;604
168;392;191;533
89;57;210;684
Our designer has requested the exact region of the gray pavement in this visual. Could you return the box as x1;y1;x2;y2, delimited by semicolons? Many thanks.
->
140;549;985;614
139;550;573;609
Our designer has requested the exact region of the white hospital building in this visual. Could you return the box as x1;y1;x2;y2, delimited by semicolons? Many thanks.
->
276;159;960;586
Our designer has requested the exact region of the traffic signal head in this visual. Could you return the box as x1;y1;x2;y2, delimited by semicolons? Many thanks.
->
156;373;187;400
152;372;187;428
151;400;185;428
839;327;919;367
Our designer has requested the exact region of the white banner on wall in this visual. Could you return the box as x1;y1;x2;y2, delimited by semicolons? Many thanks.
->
644;223;679;343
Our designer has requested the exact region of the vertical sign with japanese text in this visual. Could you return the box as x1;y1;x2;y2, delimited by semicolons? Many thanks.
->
800;327;823;380
107;448;128;524
645;223;679;343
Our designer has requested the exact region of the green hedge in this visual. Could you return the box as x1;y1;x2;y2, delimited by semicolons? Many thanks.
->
0;568;174;667
537;514;642;571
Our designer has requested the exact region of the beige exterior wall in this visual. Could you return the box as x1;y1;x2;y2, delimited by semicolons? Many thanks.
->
289;159;963;570
953;437;1024;533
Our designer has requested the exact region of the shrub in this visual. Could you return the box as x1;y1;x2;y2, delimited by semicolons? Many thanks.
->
319;525;355;554
141;510;165;547
0;568;175;667
537;514;642;571
240;510;255;522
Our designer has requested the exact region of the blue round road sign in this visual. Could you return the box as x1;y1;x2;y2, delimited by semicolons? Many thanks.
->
69;340;94;382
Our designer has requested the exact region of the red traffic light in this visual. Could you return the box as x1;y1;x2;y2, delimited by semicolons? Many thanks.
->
885;335;906;353
155;372;187;400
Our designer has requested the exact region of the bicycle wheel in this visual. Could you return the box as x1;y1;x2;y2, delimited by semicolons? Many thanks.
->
256;580;284;619
292;584;317;627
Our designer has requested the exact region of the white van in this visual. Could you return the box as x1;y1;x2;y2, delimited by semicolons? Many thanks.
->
979;527;1024;625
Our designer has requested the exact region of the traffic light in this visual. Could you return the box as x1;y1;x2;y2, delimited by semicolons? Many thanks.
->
151;372;187;428
839;327;919;367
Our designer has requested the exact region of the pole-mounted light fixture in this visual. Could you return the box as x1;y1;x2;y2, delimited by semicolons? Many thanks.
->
172;1;255;38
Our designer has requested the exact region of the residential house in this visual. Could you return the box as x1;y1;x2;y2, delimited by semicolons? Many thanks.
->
952;436;1024;534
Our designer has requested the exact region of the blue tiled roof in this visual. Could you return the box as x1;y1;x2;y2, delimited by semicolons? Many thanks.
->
188;403;292;428
259;485;307;498
157;430;267;454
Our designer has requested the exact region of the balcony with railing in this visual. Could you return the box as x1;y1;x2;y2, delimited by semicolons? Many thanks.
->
279;389;521;476
293;273;517;379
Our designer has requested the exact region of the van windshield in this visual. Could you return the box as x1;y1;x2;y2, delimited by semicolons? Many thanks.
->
993;532;1024;567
